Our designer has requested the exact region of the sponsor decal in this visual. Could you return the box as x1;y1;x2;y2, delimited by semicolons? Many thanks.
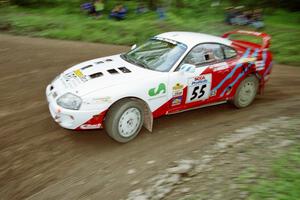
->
212;63;229;72
173;90;183;97
172;83;184;97
148;83;167;97
171;83;184;106
187;74;212;103
173;83;184;90
210;89;217;97
239;57;256;63
74;69;84;77
93;97;112;103
80;124;101;129
226;87;233;95
255;60;265;71
172;96;182;106
189;75;208;87
154;36;178;45
73;69;88;82
84;97;112;105
64;70;89;82
64;72;77;80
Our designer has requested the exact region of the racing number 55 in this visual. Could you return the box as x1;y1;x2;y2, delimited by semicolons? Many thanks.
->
186;74;212;103
190;84;207;101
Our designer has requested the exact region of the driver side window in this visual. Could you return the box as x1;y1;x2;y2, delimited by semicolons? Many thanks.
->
181;43;224;67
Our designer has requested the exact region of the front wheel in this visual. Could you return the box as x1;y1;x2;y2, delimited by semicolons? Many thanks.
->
104;99;144;143
232;75;259;108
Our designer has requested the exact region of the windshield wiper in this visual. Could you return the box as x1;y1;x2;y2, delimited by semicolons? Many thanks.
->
121;54;130;62
134;59;150;69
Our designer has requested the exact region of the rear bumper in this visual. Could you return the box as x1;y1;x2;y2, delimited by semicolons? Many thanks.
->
46;85;104;130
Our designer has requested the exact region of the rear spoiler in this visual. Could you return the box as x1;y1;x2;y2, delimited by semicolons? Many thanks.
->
222;30;271;49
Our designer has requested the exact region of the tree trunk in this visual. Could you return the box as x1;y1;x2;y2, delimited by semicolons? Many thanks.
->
175;0;183;8
148;0;158;10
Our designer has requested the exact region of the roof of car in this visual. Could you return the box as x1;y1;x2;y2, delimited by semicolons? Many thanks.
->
156;32;232;48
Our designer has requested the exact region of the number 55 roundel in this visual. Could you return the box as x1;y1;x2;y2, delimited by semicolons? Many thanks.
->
186;74;212;103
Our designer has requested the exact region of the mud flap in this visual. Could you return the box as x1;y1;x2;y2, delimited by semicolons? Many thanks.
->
131;98;153;132
255;73;265;95
143;104;153;133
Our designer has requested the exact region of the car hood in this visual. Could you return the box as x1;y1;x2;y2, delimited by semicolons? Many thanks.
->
52;54;158;97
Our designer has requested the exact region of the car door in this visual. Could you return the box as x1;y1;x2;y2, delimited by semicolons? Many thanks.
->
209;45;238;101
167;43;233;114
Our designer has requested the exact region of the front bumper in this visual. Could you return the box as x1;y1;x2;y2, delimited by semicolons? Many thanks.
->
46;84;104;130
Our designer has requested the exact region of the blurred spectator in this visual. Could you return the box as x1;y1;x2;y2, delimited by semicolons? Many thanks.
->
230;6;249;25
94;0;104;19
136;2;148;14
249;9;265;29
225;6;265;29
243;10;253;21
109;4;127;20
156;5;166;20
224;7;235;24
81;0;104;18
81;2;94;15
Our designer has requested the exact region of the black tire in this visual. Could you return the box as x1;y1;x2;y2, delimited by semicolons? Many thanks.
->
232;75;259;108
104;99;144;143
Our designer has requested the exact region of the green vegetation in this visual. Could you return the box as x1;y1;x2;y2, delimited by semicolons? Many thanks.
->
246;145;300;200
0;3;299;65
182;143;300;200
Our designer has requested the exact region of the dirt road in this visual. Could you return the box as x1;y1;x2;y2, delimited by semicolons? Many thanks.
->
0;34;299;200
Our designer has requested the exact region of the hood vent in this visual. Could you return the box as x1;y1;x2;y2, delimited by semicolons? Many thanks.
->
107;69;119;74
94;58;113;65
90;72;103;79
82;65;93;70
118;67;131;73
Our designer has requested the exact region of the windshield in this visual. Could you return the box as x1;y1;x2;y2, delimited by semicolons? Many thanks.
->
121;39;187;72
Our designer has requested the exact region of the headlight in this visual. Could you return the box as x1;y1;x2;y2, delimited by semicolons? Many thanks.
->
57;93;82;110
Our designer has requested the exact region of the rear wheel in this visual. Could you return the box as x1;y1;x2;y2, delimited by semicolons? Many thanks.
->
104;99;144;143
232;75;259;108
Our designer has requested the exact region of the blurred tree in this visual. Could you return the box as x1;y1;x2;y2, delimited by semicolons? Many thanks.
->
229;0;300;11
175;0;184;8
7;0;300;11
148;0;158;10
10;0;85;7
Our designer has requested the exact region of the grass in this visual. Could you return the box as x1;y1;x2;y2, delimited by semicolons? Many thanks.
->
182;144;300;200
0;5;299;65
246;145;300;200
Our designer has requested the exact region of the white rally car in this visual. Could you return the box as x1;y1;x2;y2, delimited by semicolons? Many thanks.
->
46;30;272;143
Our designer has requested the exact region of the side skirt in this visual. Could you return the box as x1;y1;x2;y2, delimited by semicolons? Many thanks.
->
166;101;228;115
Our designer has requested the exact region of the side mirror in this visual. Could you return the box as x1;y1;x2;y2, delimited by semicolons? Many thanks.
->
178;64;196;74
131;44;137;50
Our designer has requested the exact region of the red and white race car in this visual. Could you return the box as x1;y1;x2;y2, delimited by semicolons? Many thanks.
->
46;30;273;143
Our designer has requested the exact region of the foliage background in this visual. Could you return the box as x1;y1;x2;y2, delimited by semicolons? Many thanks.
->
7;0;300;11
0;0;299;65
